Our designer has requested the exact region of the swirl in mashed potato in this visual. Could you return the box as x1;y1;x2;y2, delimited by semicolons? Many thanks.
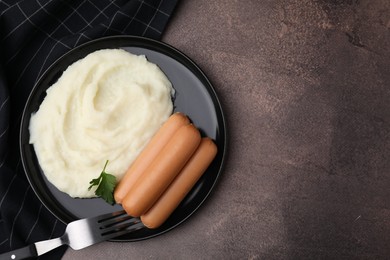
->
29;49;174;198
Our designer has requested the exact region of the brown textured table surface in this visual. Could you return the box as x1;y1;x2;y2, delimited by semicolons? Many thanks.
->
64;1;390;259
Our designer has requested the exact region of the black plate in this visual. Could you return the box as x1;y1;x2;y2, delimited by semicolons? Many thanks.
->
20;36;226;241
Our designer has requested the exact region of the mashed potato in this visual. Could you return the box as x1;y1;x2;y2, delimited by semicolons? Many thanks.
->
29;49;174;198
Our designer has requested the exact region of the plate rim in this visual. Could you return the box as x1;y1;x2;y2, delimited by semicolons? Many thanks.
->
20;35;227;241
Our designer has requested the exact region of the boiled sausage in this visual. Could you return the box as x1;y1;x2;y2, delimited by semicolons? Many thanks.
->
141;137;217;228
122;124;201;217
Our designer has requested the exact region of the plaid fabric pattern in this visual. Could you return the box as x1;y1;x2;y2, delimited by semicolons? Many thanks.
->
0;0;178;258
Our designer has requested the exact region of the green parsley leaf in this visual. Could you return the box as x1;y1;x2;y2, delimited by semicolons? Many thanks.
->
88;160;116;205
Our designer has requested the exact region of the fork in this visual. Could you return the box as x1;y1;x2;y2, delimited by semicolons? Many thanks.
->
0;210;144;260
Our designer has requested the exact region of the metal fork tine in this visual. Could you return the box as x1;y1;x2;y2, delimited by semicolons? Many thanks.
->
99;213;135;227
100;216;141;234
94;210;145;238
101;222;145;239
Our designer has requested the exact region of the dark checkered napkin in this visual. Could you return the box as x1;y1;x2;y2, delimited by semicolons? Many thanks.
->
0;0;179;259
